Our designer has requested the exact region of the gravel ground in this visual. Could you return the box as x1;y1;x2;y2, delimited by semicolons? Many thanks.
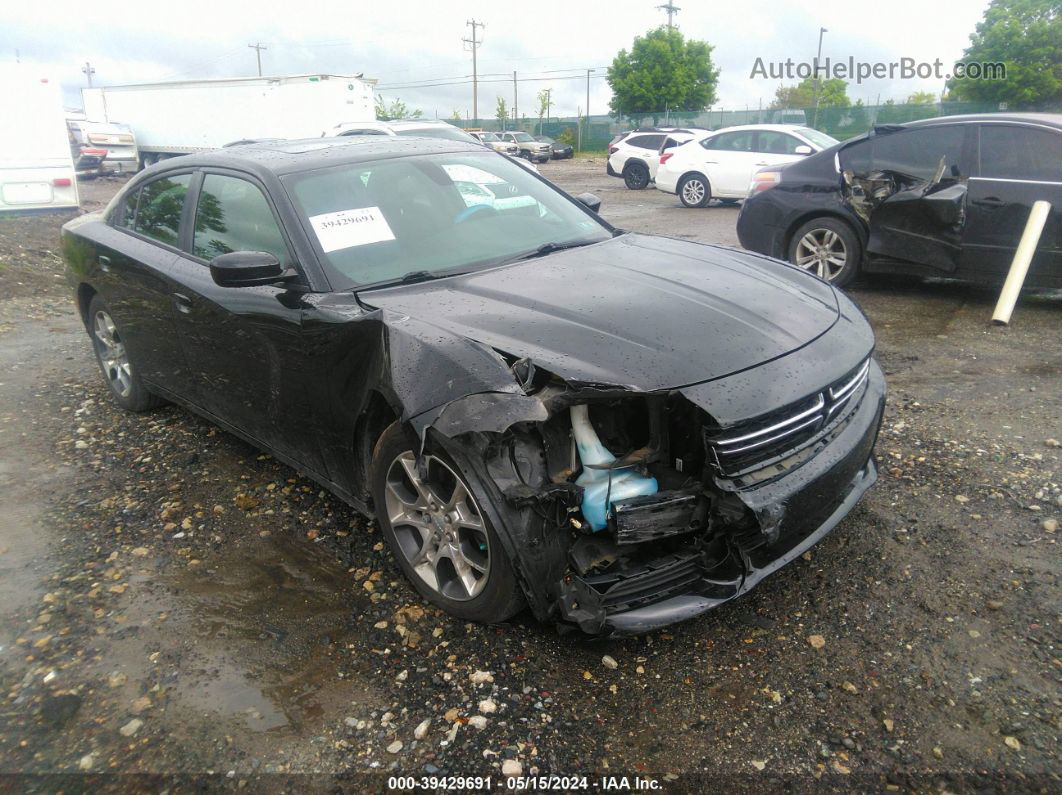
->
0;163;1058;792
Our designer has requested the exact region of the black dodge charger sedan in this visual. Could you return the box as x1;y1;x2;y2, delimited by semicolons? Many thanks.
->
62;136;884;635
737;113;1062;288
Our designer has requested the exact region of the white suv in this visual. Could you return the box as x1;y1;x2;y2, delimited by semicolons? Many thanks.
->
606;128;706;190
655;124;838;207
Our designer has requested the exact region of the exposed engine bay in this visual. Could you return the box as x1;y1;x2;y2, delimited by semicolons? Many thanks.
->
420;351;885;635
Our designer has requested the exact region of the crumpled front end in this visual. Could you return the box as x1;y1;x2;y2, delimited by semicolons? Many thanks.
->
416;326;885;636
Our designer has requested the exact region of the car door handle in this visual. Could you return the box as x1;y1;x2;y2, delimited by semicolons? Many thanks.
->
98;255;111;273
172;292;193;313
973;196;1006;208
754;161;769;166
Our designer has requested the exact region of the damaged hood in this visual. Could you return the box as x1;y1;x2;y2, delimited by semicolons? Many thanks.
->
361;234;839;391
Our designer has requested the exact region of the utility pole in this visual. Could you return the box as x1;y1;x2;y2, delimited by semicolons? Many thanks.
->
248;42;267;77
656;1;681;29
462;19;485;126
82;61;95;87
545;88;552;127
582;68;593;151
811;27;827;128
513;71;518;131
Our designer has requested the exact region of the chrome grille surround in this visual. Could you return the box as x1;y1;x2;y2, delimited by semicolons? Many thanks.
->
706;357;871;480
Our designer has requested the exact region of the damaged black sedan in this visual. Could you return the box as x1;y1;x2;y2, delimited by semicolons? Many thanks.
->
62;136;884;635
738;113;1062;288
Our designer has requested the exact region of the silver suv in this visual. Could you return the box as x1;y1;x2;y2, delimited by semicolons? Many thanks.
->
498;131;552;163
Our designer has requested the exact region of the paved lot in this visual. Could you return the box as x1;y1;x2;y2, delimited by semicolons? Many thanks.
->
0;164;1058;790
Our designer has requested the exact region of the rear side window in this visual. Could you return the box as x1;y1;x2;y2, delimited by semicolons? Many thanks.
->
756;131;804;155
869;126;966;180
133;174;192;246
625;134;665;150
979;125;1062;182
192;174;288;264
703;131;755;152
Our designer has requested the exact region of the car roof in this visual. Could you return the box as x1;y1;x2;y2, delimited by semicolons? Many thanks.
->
900;112;1062;130
157;136;490;178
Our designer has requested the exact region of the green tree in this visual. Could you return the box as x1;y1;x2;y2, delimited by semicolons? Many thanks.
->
946;0;1061;107
375;95;423;121
536;90;550;134
450;109;462;122
607;26;719;126
771;77;850;109
495;96;509;129
906;90;938;104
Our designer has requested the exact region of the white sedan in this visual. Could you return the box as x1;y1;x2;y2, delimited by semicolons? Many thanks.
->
655;125;838;208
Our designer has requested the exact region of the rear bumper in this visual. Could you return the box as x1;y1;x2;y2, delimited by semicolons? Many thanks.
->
567;362;885;636
736;197;786;259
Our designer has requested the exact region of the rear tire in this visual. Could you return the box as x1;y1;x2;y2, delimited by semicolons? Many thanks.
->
623;161;650;190
87;294;163;412
787;217;862;287
371;423;525;624
678;173;711;208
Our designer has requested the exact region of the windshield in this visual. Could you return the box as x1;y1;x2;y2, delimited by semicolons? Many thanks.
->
396;126;477;143
796;127;840;150
477;132;500;142
510;132;535;143
536;136;554;143
284;152;611;289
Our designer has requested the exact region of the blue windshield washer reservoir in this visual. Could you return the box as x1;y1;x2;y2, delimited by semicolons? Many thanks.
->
570;404;659;531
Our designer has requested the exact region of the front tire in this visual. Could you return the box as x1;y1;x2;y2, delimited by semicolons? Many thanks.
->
371;423;525;624
623;161;650;190
788;217;862;287
87;294;162;412
678;173;711;208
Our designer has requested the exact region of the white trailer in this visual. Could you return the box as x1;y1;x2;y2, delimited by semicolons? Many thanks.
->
82;74;376;167
0;66;79;213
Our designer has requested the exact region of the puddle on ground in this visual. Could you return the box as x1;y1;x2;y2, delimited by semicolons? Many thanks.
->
107;532;378;738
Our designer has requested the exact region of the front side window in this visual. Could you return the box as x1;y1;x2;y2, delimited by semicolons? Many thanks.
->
870;126;967;180
192;174;288;264
756;131;804;155
979;125;1062;182
285;152;611;289
133;174;192;246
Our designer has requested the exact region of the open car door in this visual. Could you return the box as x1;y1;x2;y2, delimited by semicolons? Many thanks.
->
844;124;975;274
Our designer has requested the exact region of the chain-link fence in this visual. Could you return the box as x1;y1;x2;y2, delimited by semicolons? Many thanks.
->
472;100;1061;151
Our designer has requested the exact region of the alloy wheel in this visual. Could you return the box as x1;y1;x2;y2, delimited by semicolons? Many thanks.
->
795;228;848;281
681;178;706;206
93;310;133;398
383;451;490;601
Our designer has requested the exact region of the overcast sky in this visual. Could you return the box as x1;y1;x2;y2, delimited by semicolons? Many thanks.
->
3;0;989;118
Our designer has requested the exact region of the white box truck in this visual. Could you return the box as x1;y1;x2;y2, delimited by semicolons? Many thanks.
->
82;74;376;168
0;66;79;213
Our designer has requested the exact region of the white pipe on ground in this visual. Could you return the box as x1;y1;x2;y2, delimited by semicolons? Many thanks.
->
992;200;1051;326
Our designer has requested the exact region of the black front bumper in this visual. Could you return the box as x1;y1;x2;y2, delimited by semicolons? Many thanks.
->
574;362;885;635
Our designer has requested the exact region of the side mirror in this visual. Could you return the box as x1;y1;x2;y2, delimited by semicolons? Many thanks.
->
575;192;602;213
209;251;293;287
794;145;813;155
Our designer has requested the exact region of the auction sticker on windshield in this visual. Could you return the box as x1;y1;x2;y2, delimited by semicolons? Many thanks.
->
309;206;396;252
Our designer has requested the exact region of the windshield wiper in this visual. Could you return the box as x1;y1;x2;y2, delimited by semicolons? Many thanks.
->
511;239;602;262
357;269;467;291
